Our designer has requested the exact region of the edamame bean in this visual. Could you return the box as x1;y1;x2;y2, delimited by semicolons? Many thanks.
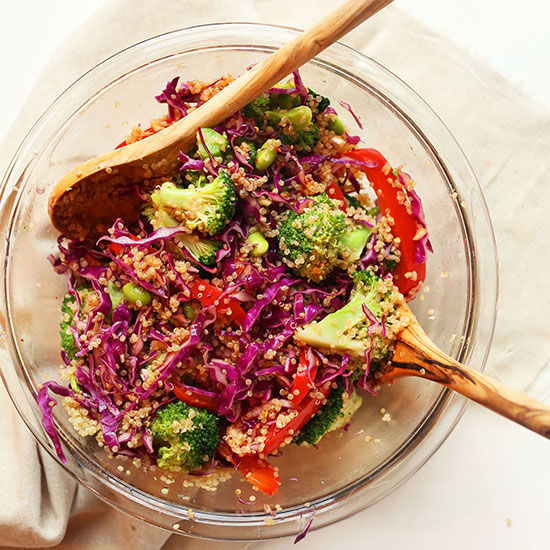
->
247;230;269;257
368;206;380;217
255;148;276;171
182;302;197;321
196;128;229;159
122;282;152;306
328;117;345;135
285;106;312;130
255;139;278;171
266;106;313;130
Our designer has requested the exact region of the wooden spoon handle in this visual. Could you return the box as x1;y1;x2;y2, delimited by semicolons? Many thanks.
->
387;323;550;438
48;0;393;239
154;0;393;153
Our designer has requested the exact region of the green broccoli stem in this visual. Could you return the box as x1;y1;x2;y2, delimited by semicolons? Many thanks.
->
295;291;369;355
339;226;373;262
159;182;196;211
294;272;385;356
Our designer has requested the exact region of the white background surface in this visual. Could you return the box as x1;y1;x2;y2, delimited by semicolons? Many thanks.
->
1;1;549;549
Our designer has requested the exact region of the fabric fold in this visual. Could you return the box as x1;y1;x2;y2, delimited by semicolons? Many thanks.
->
1;0;548;548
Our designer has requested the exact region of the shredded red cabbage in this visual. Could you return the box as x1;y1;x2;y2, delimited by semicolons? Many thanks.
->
155;77;190;118
294;511;316;544
37;381;72;463
397;169;434;262
338;100;363;129
41;69;431;497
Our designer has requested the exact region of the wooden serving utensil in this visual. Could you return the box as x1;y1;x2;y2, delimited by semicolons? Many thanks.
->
48;0;393;240
383;304;550;438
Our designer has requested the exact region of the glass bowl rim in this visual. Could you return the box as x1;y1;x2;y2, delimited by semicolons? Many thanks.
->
0;21;498;540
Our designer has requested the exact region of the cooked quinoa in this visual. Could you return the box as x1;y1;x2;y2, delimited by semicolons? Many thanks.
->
40;69;432;498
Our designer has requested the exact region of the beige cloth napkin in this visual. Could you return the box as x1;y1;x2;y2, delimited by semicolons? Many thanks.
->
1;0;549;548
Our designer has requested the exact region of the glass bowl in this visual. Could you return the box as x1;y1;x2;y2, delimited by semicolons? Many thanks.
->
0;23;498;540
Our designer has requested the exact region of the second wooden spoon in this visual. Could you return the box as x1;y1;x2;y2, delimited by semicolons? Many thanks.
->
384;304;550;438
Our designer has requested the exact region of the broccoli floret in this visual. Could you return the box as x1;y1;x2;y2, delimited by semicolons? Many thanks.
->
60;295;78;359
345;196;381;219
339;226;373;263
144;198;223;267
295;380;363;446
243;141;257;164
243;95;271;123
183;170;209;188
294;271;395;360
151;401;220;472
280;122;320;152
268;81;300;109
155;170;237;236
345;194;365;211
277;195;372;282
383;259;399;273
268;82;329;112
307;88;330;112
277;193;347;282
176;234;222;267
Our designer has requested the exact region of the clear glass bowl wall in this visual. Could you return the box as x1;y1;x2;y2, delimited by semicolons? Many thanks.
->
0;24;497;540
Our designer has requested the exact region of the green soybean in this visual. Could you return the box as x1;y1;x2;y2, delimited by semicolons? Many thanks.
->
266;106;312;130
255;139;278;171
122;282;152;306
196;127;229;159
182;302;197;322
328;117;345;135
70;375;81;393
368;206;381;217
286;105;313;130
286;106;312;130
247;230;269;257
255;149;276;171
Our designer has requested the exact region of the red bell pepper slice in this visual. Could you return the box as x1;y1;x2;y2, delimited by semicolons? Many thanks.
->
190;278;246;325
219;382;331;494
107;233;141;255
261;381;332;456
218;441;280;496
346;148;426;299
114;117;175;149
289;348;319;406
173;384;217;413
325;182;347;212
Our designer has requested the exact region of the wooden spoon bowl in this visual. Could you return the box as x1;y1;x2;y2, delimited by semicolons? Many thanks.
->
48;0;393;240
383;304;550;438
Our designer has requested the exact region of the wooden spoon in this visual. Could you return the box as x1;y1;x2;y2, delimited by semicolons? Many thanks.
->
383;304;550;438
48;0;393;240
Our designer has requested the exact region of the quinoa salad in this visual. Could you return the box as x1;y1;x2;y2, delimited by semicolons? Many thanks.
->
40;70;432;497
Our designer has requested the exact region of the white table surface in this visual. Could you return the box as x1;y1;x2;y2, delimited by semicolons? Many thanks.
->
1;2;549;549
